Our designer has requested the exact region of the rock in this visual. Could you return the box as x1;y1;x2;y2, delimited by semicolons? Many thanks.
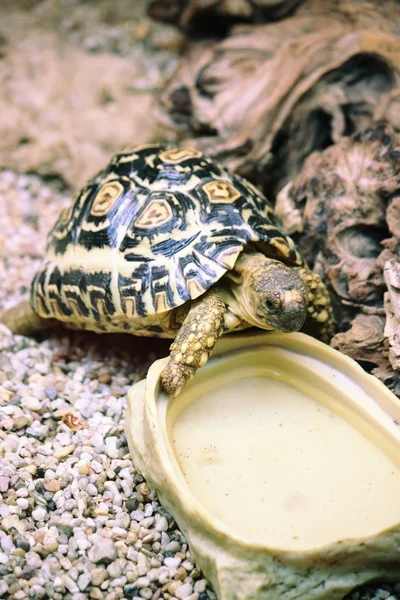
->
115;513;130;529
175;582;194;599
25;551;42;569
94;503;109;516
43;479;61;492
107;560;123;578
0;477;10;492
77;572;91;592
91;568;108;586
125;566;139;583
137;552;150;576
13;535;31;552
53;444;75;460
13;416;29;430
63;574;79;593
16;498;29;510
194;580;207;594
168;581;182;595
2;516;25;533
0;536;14;553
43;533;58;553
125;498;138;512
45;387;57;400
91;460;103;474
155;516;168;532
123;585;140;598
22;396;42;411
136;576;150;588
105;437;119;459
164;556;182;568
88;538;117;565
32;508;47;522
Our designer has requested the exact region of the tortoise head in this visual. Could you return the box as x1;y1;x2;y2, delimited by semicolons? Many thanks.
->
239;258;308;333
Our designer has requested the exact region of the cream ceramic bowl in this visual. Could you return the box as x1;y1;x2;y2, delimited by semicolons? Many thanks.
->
125;332;400;600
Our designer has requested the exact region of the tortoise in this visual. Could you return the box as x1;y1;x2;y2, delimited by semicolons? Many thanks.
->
0;144;333;396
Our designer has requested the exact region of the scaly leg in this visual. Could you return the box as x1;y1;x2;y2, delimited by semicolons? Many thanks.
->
297;268;334;343
161;288;226;397
0;300;57;336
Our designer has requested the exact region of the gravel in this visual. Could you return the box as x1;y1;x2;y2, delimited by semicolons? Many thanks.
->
0;170;214;599
0;168;399;600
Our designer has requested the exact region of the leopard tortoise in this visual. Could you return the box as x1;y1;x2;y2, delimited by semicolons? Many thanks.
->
0;144;333;396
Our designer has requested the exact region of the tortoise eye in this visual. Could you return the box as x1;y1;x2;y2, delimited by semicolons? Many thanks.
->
264;299;277;312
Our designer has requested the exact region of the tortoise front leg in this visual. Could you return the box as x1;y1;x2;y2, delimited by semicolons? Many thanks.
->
297;268;334;343
161;288;226;397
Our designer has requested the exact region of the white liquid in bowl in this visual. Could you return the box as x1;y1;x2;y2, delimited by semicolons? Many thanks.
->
172;375;400;549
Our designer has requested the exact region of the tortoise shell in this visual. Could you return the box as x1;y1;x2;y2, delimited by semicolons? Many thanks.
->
31;144;304;334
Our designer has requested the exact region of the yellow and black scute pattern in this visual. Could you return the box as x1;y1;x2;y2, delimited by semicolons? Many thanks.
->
30;144;304;335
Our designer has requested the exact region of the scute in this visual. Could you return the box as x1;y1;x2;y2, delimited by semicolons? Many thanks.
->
31;144;304;332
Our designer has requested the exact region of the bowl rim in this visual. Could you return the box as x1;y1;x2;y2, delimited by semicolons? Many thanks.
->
128;330;400;557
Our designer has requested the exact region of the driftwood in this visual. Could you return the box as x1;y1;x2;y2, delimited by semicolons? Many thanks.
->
153;0;400;394
148;0;303;28
156;0;400;196
275;122;400;396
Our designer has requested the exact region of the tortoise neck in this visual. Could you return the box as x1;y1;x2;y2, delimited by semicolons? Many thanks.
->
225;252;278;329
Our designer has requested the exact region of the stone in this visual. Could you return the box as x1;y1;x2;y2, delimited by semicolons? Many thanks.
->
175;583;194;599
0;536;14;553
22;396;42;411
0;477;10;492
77;573;92;592
2;516;25;533
32;508;47;522
91;568;108;586
14;535;31;552
164;556;182;568
43;479;61;493
155;516;168;532
53;445;75;460
105;437;119;459
137;552;150;576
88;539;117;565
43;533;58;553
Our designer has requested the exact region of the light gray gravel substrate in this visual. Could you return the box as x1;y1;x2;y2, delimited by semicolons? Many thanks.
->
0;170;213;600
0;170;399;599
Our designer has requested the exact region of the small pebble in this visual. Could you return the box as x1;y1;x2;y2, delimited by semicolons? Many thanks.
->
155;516;168;532
1;536;13;553
164;556;182;568
53;444;75;459
77;572;92;592
88;539;117;565
43;533;58;553
105;437;119;459
32;508;47;522
22;396;42;411
16;498;29;510
43;479;61;492
0;477;10;492
92;568;108;586
175;583;193;599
